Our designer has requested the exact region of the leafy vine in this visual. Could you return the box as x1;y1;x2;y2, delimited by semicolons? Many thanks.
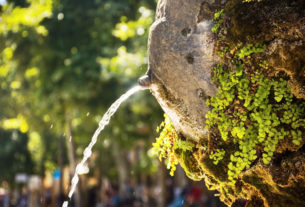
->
152;114;194;176
206;12;305;185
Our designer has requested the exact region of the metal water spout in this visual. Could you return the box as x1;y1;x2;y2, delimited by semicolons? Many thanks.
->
138;74;151;88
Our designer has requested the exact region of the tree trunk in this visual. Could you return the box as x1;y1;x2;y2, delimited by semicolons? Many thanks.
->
112;141;129;193
156;161;167;207
146;0;305;206
65;112;82;207
58;133;64;206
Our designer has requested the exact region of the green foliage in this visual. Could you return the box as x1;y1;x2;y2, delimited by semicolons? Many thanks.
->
100;6;154;81
0;130;34;184
211;9;224;33
209;149;226;165
206;43;305;186
0;0;161;184
112;7;153;41
236;44;265;58
0;0;52;34
152;114;194;176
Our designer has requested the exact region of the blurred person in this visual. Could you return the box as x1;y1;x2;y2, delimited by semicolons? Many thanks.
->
88;185;99;207
56;192;68;207
165;178;174;205
0;182;9;207
185;183;201;207
3;195;9;207
120;182;135;207
27;190;41;207
103;188;112;207
9;189;19;207
134;184;144;207
43;188;52;207
0;187;5;207
168;187;188;207
17;187;27;207
109;184;120;207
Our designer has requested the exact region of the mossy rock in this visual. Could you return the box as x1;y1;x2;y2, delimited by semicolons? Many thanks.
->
150;0;305;206
199;0;305;206
176;150;204;181
181;0;305;206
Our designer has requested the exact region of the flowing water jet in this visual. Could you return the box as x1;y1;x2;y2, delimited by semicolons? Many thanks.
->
62;84;148;207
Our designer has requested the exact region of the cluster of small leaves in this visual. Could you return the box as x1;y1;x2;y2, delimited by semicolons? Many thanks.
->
206;43;305;186
153;114;194;176
211;9;224;33
209;149;226;165
237;44;265;58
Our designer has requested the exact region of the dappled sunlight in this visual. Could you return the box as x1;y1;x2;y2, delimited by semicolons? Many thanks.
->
2;0;301;207
0;0;52;34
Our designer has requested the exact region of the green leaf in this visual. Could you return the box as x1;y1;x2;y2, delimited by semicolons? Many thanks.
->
275;95;283;102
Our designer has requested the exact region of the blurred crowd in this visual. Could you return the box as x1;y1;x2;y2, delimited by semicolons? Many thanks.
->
88;182;226;207
0;179;247;207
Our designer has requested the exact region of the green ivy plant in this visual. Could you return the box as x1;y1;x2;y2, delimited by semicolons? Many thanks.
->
209;149;226;165
152;114;194;176
211;9;224;33
205;41;305;186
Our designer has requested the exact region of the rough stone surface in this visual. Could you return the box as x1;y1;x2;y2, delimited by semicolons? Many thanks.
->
224;0;305;99
147;0;305;206
148;0;224;142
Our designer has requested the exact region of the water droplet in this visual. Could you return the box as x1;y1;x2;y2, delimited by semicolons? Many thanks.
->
76;163;89;175
57;13;64;21
76;163;83;172
71;176;79;185
62;201;69;207
84;148;92;158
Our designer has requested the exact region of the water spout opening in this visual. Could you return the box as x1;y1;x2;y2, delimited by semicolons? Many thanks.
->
138;74;151;88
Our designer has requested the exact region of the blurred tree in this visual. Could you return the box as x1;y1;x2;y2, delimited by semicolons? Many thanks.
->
0;130;34;184
0;0;163;203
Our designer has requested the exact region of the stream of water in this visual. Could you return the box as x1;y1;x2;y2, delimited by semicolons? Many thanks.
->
62;85;144;207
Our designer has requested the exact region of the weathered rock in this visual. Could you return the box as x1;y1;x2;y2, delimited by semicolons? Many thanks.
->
147;0;225;142
146;0;305;206
224;0;305;99
147;0;305;142
240;150;305;207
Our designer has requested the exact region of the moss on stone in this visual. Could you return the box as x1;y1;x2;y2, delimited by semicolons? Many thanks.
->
176;150;204;181
152;0;305;206
199;1;305;205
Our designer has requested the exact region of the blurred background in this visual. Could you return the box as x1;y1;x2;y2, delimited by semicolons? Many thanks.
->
0;0;231;206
